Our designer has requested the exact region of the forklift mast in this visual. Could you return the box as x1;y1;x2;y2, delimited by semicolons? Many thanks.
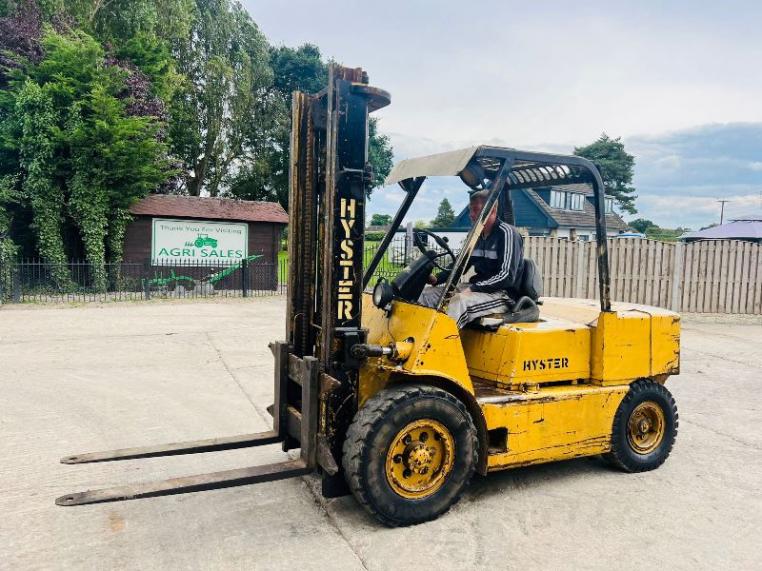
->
284;65;390;495
55;65;390;507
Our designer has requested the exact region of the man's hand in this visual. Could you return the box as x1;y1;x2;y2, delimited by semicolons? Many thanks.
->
427;273;437;285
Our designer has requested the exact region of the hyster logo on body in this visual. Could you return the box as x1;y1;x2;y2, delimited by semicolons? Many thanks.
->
523;357;569;371
337;197;357;321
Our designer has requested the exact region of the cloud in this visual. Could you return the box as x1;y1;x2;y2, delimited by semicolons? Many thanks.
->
636;193;760;227
626;123;762;228
243;1;762;229
629;123;762;187
247;0;762;147
383;132;461;162
368;176;469;223
369;122;762;229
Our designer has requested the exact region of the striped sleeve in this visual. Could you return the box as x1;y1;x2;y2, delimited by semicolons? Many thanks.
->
471;223;521;293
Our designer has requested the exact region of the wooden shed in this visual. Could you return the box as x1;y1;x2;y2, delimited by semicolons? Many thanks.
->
124;195;288;265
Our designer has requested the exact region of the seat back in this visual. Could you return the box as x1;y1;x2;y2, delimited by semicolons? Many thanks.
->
471;258;544;331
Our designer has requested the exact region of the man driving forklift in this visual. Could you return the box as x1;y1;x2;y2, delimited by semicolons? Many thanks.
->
56;67;682;529
418;189;524;327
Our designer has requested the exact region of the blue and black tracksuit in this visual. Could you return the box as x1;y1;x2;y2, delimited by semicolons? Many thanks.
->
422;222;524;327
467;221;524;296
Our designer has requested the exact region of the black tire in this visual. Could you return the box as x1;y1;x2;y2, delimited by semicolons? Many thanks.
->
342;384;478;527
605;379;678;473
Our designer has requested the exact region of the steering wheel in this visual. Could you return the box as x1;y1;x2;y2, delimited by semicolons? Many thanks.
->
413;229;456;271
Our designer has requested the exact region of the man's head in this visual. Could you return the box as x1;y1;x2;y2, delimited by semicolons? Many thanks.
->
469;190;498;235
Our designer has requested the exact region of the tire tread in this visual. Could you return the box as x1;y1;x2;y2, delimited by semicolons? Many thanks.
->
605;379;679;473
342;384;477;527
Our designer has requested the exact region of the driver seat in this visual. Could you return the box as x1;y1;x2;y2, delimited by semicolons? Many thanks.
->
474;258;543;331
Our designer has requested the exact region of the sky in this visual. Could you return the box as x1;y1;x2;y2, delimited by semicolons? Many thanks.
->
244;0;762;229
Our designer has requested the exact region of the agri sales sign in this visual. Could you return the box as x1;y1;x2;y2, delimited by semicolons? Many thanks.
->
152;218;248;264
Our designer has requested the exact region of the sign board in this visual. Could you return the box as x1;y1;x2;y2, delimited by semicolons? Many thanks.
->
151;218;248;264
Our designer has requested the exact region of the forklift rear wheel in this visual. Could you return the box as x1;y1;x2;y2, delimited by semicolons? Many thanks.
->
605;379;678;472
342;384;477;527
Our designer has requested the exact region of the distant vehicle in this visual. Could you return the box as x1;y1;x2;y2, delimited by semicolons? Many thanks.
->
617;231;646;238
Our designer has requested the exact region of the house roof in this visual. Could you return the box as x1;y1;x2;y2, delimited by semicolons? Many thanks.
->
681;217;762;241
551;183;591;194
524;187;629;231
453;186;629;232
130;195;288;224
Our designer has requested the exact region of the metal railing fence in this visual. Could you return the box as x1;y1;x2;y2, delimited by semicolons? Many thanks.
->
0;237;415;304
0;258;284;303
2;236;759;314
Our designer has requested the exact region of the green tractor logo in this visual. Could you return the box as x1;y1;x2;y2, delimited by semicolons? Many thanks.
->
187;233;218;248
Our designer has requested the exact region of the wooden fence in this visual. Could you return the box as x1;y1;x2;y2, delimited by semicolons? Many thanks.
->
522;237;762;314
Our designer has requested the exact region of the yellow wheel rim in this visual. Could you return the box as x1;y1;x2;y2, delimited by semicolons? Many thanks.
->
627;401;666;454
385;419;455;500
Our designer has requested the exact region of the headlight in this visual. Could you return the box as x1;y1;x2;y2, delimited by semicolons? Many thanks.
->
373;279;394;309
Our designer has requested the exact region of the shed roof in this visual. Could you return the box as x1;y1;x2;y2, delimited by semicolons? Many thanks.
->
130;195;288;224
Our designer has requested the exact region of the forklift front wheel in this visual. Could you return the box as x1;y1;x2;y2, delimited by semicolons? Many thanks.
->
342;384;477;527
605;379;678;473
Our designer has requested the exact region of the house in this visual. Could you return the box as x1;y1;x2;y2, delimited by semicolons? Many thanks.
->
453;183;629;239
680;215;762;243
124;195;288;265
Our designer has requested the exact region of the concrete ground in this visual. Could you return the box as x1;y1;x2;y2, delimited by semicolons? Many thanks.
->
1;298;760;570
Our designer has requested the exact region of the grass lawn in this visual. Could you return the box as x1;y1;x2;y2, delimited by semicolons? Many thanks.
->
277;250;288;282
277;241;405;285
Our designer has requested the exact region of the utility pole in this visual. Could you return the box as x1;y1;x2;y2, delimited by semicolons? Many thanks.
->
717;199;730;224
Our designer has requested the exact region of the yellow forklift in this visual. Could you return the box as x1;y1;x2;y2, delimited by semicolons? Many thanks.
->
57;65;680;527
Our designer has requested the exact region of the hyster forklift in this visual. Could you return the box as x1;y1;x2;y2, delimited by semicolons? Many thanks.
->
57;65;681;527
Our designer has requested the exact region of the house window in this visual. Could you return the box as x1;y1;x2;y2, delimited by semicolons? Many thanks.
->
549;190;584;211
605;197;614;213
569;193;584;210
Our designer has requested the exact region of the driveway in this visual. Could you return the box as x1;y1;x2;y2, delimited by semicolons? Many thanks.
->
1;299;760;570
